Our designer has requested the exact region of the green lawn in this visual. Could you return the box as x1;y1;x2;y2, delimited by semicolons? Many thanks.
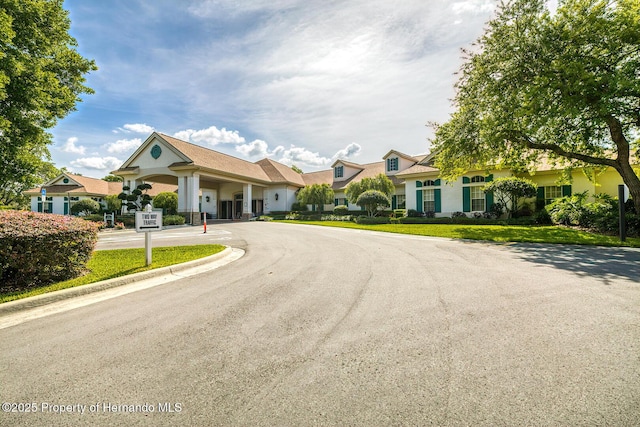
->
0;244;226;303
288;221;640;247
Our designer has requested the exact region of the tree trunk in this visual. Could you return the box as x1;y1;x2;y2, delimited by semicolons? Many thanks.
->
615;161;640;214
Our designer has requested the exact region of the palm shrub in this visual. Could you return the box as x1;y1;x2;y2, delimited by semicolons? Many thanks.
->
0;211;100;292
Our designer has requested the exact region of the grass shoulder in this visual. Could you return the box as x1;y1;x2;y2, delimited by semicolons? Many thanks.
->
1;244;226;304
283;220;640;247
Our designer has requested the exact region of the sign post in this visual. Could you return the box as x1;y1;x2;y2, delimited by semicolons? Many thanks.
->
618;185;626;242
135;205;163;266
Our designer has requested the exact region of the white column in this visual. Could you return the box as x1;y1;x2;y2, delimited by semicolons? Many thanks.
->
189;174;200;213
243;184;253;217
177;176;188;213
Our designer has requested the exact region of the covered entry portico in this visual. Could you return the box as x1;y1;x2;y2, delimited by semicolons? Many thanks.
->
112;133;304;223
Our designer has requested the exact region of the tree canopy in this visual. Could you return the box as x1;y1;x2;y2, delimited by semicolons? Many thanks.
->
0;0;97;198
356;190;391;217
431;0;640;212
297;183;334;211
345;173;395;204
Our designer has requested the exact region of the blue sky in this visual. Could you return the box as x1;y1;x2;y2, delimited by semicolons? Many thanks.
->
52;0;500;178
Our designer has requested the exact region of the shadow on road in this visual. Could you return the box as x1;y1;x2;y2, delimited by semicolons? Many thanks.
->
504;243;640;285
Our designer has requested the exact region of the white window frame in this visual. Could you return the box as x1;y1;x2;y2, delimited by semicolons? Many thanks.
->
470;186;485;211
423;189;435;212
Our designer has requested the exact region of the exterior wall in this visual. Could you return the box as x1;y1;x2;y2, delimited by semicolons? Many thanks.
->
200;189;217;217
384;155;415;176
333;163;361;182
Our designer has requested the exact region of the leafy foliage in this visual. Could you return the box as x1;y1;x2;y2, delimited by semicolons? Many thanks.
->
70;198;100;215
0;211;99;291
104;194;122;213
296;183;334;211
0;0;97;199
118;183;152;211
432;0;640;212
153;192;178;215
483;177;537;218
345;174;395;204
356;190;391;217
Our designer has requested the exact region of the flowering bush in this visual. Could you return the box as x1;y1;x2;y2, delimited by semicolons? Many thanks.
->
0;211;100;292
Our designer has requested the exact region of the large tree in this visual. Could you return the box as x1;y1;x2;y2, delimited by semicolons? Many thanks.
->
431;0;640;212
297;183;334;211
0;0;97;196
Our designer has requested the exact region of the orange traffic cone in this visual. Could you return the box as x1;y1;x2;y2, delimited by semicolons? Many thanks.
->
203;215;207;233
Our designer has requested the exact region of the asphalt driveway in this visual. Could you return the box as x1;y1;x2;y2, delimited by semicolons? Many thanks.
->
1;222;638;426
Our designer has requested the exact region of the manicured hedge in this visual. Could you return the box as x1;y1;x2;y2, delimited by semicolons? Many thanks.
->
0;211;100;292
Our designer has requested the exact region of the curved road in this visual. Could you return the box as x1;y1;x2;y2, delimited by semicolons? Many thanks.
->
1;222;639;426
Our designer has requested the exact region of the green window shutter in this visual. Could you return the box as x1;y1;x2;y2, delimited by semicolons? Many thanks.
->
462;176;470;184
462;187;471;212
416;189;423;212
37;202;42;212
537;187;545;201
391;195;397;210
434;179;441;186
485;191;494;212
434;189;442;213
334;198;338;206
64;203;69;215
486;174;493;182
562;185;572;197
416;180;423;188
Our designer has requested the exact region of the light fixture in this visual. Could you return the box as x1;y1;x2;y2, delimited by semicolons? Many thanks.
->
275;193;279;201
205;196;210;202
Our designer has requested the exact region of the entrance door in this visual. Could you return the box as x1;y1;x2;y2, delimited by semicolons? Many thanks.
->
219;201;232;219
234;194;243;219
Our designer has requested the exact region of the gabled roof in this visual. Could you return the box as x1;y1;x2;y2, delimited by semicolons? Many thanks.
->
157;133;273;183
330;161;404;190
24;173;122;196
254;158;306;186
383;149;420;162
331;159;364;169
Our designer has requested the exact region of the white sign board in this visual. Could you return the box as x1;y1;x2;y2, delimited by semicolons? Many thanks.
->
135;211;163;232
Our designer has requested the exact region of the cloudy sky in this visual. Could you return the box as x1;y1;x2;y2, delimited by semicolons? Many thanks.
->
52;0;500;178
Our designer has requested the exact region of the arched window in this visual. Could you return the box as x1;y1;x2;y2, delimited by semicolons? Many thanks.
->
471;175;485;183
424;180;436;187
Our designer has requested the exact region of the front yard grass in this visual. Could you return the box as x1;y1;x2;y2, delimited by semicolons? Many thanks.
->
289;221;640;247
0;244;226;303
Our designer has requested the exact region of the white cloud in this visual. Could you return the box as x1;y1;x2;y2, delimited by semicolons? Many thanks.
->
61;137;86;155
452;1;495;14
235;139;270;158
107;138;143;154
123;123;155;133
71;156;123;171
333;143;361;160
174;126;246;146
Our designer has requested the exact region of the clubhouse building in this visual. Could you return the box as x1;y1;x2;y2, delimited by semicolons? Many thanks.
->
28;132;629;222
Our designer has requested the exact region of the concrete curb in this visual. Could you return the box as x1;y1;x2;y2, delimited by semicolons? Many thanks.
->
0;246;236;316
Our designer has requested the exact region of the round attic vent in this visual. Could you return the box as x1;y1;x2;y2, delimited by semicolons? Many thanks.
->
151;144;162;159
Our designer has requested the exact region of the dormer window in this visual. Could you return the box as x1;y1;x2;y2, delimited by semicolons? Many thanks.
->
387;157;398;172
334;165;344;178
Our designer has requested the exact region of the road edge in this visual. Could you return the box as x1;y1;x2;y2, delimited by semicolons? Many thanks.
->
0;246;238;316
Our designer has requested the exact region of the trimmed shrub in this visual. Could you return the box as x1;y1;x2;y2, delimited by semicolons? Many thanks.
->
0;211;100;292
70;198;101;215
393;209;407;218
334;205;349;216
163;215;185;226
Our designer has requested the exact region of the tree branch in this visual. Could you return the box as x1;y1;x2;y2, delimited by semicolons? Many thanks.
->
510;131;618;168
